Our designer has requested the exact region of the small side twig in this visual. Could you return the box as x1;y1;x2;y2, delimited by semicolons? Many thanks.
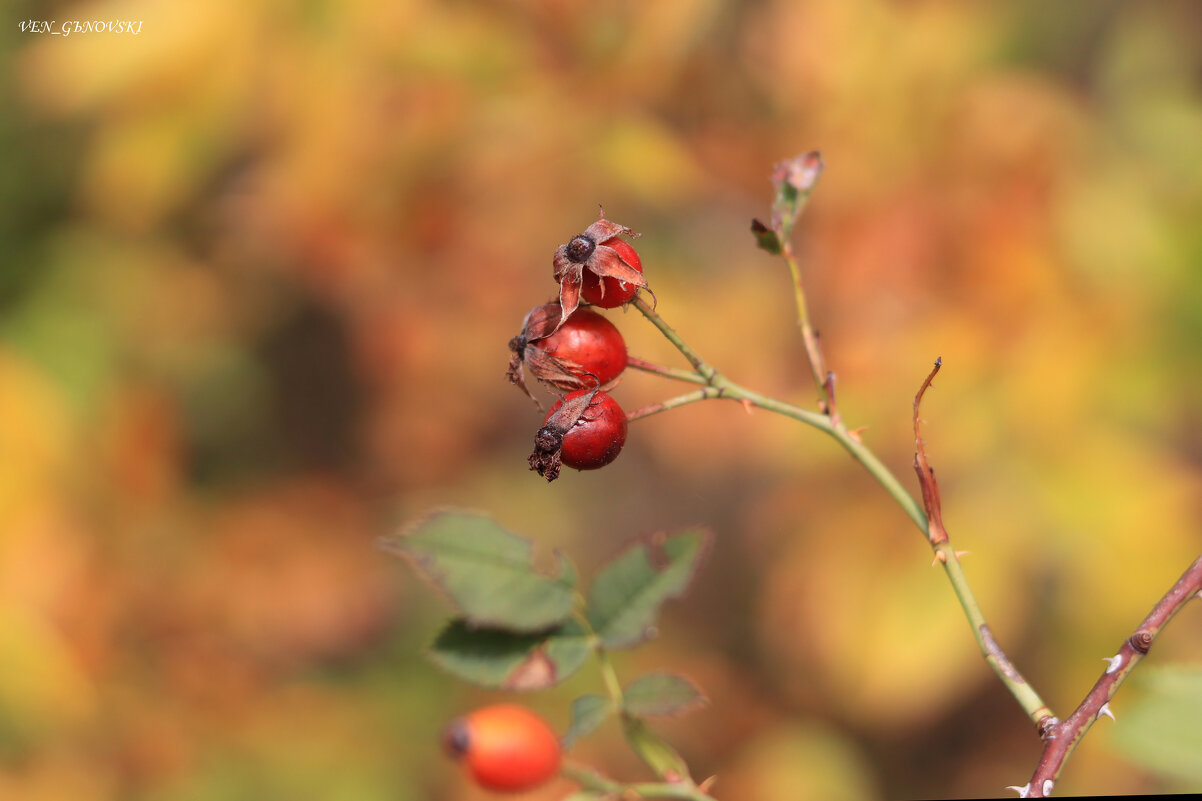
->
627;355;710;386
1023;554;1202;798
626;388;723;422
913;357;949;548
912;358;1056;732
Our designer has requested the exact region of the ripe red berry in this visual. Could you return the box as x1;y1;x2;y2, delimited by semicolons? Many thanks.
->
443;704;561;792
537;308;627;386
581;236;643;308
552;213;649;326
546;389;627;470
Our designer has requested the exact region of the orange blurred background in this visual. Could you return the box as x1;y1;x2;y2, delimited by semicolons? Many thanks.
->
3;0;1202;798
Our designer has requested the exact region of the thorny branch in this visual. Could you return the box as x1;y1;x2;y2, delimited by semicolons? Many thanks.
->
1021;554;1202;798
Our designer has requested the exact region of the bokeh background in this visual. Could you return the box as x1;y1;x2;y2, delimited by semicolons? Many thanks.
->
4;0;1202;798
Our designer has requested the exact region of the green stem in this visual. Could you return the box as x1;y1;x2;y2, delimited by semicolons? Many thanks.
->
576;609;625;706
632;296;920;528
630;297;1055;727
631;296;716;382
782;243;831;409
597;647;625;706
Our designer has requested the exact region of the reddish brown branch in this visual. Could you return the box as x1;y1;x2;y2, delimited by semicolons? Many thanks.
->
912;357;948;547
1025;554;1202;797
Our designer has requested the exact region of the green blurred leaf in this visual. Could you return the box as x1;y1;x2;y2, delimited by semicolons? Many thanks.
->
564;694;613;748
586;529;711;649
621;716;692;781
561;792;612;801
383;510;576;632
426;618;591;690
623;672;708;718
1111;665;1202;783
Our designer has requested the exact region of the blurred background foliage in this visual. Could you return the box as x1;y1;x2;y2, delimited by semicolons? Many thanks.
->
3;0;1202;798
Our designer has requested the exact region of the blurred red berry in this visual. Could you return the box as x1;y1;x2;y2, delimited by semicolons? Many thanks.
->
443;704;561;793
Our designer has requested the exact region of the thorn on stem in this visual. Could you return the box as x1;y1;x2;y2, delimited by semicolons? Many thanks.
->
1097;702;1116;722
1006;783;1030;798
1103;654;1124;674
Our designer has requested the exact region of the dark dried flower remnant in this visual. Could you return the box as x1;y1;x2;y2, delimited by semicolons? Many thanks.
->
551;211;647;327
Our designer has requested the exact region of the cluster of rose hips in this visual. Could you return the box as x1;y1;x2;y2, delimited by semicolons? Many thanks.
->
442;216;650;792
507;211;650;481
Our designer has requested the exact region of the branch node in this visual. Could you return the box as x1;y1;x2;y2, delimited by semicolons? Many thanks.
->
1128;630;1153;654
1037;715;1060;741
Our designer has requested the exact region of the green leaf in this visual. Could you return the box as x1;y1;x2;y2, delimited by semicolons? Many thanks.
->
426;618;591;690
561;793;612;801
750;218;782;255
586;529;711;649
1111;665;1202;783
621;716;692;781
564;694;613;748
383;510;576;632
623;672;708;718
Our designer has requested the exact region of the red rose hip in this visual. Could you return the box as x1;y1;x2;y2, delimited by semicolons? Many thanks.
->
581;236;643;308
546;389;627;470
443;704;561;792
537;307;627;386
